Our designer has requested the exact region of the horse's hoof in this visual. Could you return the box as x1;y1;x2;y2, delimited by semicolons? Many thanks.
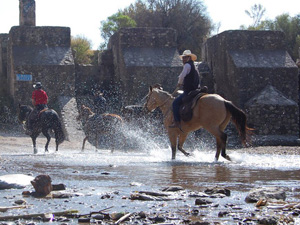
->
34;148;38;154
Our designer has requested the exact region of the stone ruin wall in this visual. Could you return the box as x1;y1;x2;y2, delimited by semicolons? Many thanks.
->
7;26;75;109
0;34;9;97
0;0;299;140
77;28;182;110
202;30;299;137
106;28;182;106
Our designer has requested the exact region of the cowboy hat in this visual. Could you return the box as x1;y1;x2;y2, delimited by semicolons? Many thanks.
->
180;50;197;61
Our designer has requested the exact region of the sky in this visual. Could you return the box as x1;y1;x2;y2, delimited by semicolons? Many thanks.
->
0;0;299;50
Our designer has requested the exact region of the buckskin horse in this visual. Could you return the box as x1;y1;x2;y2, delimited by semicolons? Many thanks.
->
77;105;123;152
144;85;252;161
18;104;65;154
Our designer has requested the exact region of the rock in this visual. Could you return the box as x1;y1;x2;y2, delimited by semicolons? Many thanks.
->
52;183;66;191
139;191;170;197
111;212;126;220
257;216;278;225
130;193;168;201
0;174;34;189
245;187;286;203
195;198;213;205
162;186;184;192
31;174;53;197
204;187;230;196
14;199;27;205
149;215;166;223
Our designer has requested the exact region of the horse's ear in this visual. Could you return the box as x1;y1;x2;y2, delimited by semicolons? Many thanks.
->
153;83;163;90
149;86;153;92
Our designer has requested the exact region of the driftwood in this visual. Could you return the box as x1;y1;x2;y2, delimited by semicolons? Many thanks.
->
115;212;132;225
0;209;78;221
0;205;29;212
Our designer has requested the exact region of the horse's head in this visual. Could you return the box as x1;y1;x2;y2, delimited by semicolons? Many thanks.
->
77;105;94;122
145;85;169;112
18;104;33;123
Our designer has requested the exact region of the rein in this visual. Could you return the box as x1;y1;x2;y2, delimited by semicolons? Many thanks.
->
146;91;172;115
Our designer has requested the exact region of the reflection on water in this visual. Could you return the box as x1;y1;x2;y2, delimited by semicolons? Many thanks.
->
2;147;300;190
1;144;300;224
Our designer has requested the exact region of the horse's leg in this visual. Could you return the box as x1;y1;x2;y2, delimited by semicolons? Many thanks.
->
95;132;98;152
31;135;38;154
168;131;178;160
111;133;115;153
220;132;231;161
206;127;230;162
219;117;231;161
42;129;51;152
82;136;88;151
178;133;190;157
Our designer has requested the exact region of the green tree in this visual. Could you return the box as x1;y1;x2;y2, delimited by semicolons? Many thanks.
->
100;12;137;48
71;35;94;65
258;14;300;60
120;0;212;58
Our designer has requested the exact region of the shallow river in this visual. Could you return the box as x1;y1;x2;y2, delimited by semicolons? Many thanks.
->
1;132;300;224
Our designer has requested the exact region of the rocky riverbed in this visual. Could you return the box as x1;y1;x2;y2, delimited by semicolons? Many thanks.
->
0;129;300;224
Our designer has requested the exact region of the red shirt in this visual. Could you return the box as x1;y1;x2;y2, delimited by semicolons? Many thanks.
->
32;89;48;105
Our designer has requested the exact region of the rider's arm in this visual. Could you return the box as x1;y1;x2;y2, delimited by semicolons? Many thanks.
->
171;84;183;96
171;64;191;96
31;91;36;106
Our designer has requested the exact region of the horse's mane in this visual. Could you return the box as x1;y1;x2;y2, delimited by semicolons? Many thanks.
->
152;87;173;98
81;105;94;115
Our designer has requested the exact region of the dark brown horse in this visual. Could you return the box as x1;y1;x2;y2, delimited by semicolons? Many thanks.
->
18;104;65;154
77;105;123;152
145;85;252;161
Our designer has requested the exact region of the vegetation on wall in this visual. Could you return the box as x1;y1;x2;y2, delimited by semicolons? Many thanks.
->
71;35;98;65
241;4;300;61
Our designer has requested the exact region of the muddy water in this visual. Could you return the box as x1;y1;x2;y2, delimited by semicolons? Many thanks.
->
1;138;300;224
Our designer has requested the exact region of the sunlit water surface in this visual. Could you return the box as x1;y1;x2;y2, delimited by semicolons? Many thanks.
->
1;130;300;224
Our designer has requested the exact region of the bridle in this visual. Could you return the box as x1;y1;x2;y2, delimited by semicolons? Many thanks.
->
145;89;170;112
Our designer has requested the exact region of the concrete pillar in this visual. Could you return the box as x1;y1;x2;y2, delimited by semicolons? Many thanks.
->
19;0;36;26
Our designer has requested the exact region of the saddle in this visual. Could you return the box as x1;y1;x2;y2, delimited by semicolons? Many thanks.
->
179;89;207;122
38;107;48;116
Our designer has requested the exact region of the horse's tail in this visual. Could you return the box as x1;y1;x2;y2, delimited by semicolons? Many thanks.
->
53;117;65;145
224;100;252;145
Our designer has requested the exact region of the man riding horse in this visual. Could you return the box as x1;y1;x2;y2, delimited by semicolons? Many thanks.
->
25;82;48;135
169;50;203;130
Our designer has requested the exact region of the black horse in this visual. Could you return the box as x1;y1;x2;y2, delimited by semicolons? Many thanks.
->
18;104;65;154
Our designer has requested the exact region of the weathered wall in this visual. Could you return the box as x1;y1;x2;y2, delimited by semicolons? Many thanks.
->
0;34;8;96
7;26;75;107
19;0;36;26
203;30;298;107
203;30;299;137
105;27;182;106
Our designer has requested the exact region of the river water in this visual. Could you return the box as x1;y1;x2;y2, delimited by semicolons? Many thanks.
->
0;127;300;224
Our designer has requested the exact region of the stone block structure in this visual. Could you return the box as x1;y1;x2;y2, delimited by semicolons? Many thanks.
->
245;85;298;135
7;26;75;107
0;34;9;97
102;27;182;106
202;30;299;137
19;0;35;26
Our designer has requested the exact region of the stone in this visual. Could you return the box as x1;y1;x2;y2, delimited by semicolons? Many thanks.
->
245;187;286;203
31;174;53;196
